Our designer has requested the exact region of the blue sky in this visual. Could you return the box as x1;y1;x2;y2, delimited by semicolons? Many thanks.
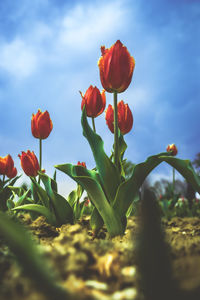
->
0;0;200;196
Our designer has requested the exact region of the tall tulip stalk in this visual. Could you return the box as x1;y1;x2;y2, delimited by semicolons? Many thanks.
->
98;40;135;169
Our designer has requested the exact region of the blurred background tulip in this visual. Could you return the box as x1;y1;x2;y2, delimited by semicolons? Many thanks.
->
166;144;178;156
77;161;87;168
0;154;17;179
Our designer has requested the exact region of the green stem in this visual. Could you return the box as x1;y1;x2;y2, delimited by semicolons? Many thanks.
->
172;167;175;198
2;175;5;184
92;117;96;133
38;138;42;184
113;91;119;169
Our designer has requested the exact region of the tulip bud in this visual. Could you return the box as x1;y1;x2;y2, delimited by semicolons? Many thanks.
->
166;144;178;156
31;109;53;139
98;40;135;93
77;161;87;168
0;154;17;179
105;101;133;135
18;150;40;177
80;85;106;118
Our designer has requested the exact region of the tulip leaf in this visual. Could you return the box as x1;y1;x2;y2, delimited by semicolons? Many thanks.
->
55;163;123;237
39;172;74;226
157;155;200;193
90;207;104;234
30;178;50;208
81;107;121;203
113;152;200;218
118;133;127;178
16;189;31;206
67;190;77;206
8;186;26;197
12;204;56;225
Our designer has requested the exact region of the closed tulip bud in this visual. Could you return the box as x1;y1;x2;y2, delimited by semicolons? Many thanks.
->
98;40;135;93
31;109;53;139
166;144;178;156
0;154;17;178
18;150;40;177
77;161;87;168
80;85;106;118
105;101;133;135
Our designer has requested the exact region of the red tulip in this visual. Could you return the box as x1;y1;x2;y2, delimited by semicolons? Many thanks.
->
18;150;40;177
31;109;53;139
166;144;178;156
98;40;135;93
77;161;86;168
80;85;106;118
105;101;133;135
0;154;17;178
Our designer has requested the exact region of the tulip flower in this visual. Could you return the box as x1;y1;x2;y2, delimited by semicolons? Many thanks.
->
166;144;178;156
105;101;133;135
77;161;87;168
31;109;53;140
31;109;53;178
98;40;135;93
80;86;106;118
18;150;40;177
0;154;17;179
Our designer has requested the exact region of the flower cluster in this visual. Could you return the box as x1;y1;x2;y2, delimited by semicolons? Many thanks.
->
80;40;134;136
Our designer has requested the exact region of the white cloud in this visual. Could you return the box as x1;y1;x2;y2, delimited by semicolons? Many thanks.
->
0;38;37;79
57;1;127;52
0;0;129;79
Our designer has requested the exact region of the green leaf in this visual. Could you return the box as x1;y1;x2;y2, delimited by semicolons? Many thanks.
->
13;204;56;225
113;152;200;218
113;152;167;217
157;156;200;194
81;106;121;203
67;190;77;206
55;163;123;237
39;172;74;226
7;199;15;209
30;178;50;208
8;186;25;197
90;207;104;234
118;133;127;177
16;189;31;206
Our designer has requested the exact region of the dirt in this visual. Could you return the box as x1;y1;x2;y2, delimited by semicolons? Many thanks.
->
1;215;200;300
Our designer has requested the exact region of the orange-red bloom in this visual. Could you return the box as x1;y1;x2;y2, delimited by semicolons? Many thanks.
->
0;154;17;178
166;144;178;156
31;109;53;139
105;101;133;135
80;85;106;118
18;150;40;177
77;161;86;168
98;40;135;93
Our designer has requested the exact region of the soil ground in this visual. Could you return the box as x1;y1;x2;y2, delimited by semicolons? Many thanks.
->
1;215;200;300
